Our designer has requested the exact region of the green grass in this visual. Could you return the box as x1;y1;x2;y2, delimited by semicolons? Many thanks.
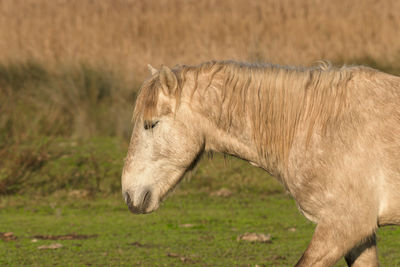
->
2;191;400;266
0;192;309;266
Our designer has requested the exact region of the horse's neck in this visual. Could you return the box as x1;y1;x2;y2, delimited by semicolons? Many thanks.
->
194;69;284;176
187;64;352;179
203;119;261;166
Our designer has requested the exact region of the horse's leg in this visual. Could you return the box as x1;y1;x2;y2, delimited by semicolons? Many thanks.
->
294;220;377;267
345;234;379;267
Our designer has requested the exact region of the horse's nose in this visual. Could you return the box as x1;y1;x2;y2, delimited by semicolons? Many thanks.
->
123;189;152;214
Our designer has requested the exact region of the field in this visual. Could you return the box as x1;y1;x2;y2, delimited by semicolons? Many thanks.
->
1;196;399;267
1;0;400;266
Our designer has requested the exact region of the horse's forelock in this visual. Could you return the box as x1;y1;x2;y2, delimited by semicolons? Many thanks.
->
132;63;219;123
133;76;161;123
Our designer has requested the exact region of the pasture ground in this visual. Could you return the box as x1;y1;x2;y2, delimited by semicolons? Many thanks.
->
1;152;400;266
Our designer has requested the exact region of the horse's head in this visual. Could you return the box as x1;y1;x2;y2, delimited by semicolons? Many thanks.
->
121;65;205;214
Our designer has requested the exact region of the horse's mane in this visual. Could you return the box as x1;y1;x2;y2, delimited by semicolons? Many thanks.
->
133;61;225;122
134;60;364;168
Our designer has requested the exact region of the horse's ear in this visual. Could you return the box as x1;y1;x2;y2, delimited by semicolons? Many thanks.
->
159;65;178;95
147;64;158;75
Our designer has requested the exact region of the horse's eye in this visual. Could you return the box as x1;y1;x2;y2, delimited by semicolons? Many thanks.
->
144;121;159;130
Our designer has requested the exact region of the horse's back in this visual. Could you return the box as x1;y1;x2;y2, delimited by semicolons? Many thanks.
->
363;70;400;225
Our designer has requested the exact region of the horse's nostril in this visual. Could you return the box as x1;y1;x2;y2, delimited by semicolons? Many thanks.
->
124;191;132;206
141;190;152;211
124;191;141;214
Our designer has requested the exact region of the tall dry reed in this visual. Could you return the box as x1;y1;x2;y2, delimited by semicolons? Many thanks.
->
0;0;399;80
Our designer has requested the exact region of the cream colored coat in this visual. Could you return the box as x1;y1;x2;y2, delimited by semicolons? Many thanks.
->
122;61;400;267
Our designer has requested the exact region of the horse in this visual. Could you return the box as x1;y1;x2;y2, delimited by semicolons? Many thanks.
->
121;60;400;266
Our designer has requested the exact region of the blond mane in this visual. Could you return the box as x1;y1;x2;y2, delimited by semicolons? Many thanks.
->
134;60;365;168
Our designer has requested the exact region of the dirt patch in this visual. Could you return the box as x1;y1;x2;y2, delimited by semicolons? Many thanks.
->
211;188;233;197
237;232;272;243
0;232;17;241
179;223;195;228
68;190;90;198
33;234;97;240
38;243;63;250
167;252;197;263
269;255;287;261
128;241;158;248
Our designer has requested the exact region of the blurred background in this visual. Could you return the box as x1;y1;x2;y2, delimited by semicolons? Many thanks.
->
1;1;400;265
1;0;400;196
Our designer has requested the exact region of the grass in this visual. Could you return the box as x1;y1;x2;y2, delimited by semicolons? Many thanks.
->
0;61;135;143
0;137;126;195
1;191;400;266
0;192;310;266
0;62;134;195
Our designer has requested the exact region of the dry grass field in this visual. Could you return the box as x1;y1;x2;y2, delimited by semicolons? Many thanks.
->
0;0;400;79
